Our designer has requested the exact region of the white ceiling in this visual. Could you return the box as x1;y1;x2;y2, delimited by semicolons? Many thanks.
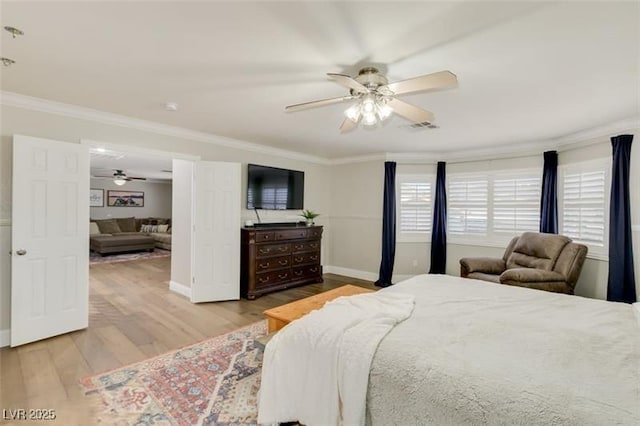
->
2;1;639;159
90;148;173;182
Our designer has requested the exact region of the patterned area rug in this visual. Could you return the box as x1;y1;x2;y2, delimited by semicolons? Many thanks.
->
89;249;171;265
81;321;266;425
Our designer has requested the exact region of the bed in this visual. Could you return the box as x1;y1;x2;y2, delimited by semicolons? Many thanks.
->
260;274;640;425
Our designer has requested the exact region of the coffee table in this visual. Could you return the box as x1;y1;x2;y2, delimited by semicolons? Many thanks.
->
263;284;374;333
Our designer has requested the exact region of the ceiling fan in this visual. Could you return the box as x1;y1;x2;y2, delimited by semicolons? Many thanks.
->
285;67;458;132
94;169;147;186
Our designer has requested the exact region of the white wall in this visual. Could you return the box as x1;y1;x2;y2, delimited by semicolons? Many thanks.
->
170;160;193;292
0;104;332;338
89;178;172;220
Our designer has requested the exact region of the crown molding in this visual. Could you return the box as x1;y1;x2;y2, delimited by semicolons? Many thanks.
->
0;91;331;166
2;91;637;167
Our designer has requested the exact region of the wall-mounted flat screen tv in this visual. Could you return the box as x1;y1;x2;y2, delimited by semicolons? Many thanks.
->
247;164;304;210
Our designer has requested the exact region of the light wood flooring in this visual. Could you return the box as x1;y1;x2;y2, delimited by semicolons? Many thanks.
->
0;256;375;425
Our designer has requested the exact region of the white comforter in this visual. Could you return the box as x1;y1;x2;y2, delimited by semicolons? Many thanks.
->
258;291;415;426
367;274;640;425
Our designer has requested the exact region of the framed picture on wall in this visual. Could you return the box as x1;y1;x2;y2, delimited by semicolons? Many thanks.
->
107;190;145;207
90;189;104;207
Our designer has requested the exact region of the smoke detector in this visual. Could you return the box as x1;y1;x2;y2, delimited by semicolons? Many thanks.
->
165;102;178;111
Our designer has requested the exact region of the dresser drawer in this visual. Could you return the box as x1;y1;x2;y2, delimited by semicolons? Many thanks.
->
274;229;308;241
256;254;291;272
255;232;275;242
308;228;323;238
292;264;321;279
292;252;320;266
292;240;320;253
256;269;292;287
256;243;291;258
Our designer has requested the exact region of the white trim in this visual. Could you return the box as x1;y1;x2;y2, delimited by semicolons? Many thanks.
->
82;139;201;161
0;219;10;227
633;225;640;232
1;91;331;165
0;329;10;348
169;280;192;299
323;265;378;282
2;91;637;167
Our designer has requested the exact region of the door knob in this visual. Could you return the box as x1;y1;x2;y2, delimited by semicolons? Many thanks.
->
15;249;27;256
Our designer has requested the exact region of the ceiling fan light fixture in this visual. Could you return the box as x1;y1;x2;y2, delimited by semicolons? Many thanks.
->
377;103;393;120
345;104;361;122
113;177;127;186
363;112;378;126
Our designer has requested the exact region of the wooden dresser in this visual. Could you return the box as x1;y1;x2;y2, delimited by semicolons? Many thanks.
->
241;225;323;299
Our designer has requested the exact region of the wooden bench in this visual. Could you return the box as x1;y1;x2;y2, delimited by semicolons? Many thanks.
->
263;284;374;333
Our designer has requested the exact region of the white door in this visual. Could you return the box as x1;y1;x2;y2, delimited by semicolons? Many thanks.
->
191;161;241;302
11;135;89;347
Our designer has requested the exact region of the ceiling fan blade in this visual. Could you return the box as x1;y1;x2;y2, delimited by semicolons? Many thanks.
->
327;73;370;94
387;98;435;124
339;118;358;133
285;95;356;112
383;71;458;96
128;177;147;181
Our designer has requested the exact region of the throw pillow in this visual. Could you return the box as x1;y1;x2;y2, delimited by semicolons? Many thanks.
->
116;217;137;233
89;222;100;236
140;224;159;233
157;224;169;233
96;219;121;234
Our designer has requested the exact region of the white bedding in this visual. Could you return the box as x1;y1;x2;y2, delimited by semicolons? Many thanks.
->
258;291;414;426
367;274;640;425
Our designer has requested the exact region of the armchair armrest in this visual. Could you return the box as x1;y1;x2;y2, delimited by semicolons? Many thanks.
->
500;268;565;283
460;257;506;277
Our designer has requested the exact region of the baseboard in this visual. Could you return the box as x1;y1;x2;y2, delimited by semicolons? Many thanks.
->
0;329;10;347
324;265;378;282
324;265;419;284
169;280;192;299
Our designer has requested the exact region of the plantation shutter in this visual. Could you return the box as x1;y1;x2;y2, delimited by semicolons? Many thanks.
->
493;175;541;233
562;169;606;246
399;180;432;234
448;176;488;235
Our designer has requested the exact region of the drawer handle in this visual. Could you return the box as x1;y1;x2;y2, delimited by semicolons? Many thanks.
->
294;257;303;262
263;235;270;239
259;263;269;269
278;273;288;279
278;259;288;266
310;243;318;248
279;247;288;252
294;270;303;276
294;245;303;250
259;276;270;283
310;255;318;261
310;267;318;273
259;248;270;254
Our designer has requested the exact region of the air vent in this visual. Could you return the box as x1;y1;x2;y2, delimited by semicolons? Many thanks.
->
409;122;439;129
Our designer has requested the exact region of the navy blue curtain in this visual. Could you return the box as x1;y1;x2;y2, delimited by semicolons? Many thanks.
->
607;135;636;303
375;161;396;287
540;150;558;234
429;161;447;274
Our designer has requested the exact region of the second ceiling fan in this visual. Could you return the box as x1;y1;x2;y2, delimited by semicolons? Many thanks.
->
285;67;458;132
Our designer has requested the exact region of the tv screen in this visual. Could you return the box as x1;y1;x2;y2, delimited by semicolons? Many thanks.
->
247;164;304;210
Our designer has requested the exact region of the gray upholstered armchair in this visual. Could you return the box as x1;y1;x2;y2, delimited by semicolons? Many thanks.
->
460;232;588;294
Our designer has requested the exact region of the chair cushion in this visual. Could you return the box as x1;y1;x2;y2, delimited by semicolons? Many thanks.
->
506;232;570;271
116;217;137;233
466;272;501;284
89;222;100;236
95;219;121;234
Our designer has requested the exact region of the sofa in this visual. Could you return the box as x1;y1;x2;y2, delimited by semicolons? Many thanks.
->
459;232;588;294
90;217;172;254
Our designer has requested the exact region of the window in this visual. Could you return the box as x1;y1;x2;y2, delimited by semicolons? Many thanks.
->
560;161;608;250
397;175;433;242
448;175;488;236
492;174;541;234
